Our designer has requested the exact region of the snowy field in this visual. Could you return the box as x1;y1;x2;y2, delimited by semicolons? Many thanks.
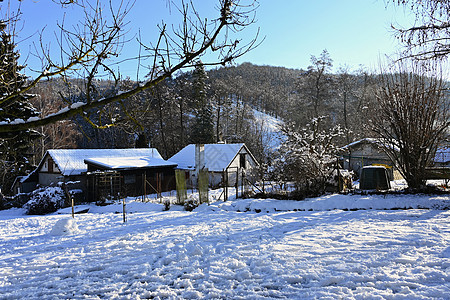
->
0;192;449;299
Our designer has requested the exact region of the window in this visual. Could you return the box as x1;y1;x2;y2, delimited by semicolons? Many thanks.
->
124;174;136;184
48;158;54;173
240;154;246;169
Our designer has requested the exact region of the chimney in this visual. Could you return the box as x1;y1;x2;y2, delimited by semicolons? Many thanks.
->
195;144;205;174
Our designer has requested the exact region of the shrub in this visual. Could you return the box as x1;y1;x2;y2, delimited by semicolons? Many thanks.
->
23;186;66;215
163;198;171;211
184;194;200;212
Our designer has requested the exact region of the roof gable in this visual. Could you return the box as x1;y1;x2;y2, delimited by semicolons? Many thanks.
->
169;143;249;172
40;148;163;176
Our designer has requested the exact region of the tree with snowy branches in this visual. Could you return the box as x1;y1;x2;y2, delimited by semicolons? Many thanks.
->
273;116;343;197
0;23;40;194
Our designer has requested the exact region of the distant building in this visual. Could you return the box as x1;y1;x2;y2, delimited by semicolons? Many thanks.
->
341;138;449;181
169;143;259;188
340;138;399;180
434;146;450;167
427;146;450;183
11;175;37;195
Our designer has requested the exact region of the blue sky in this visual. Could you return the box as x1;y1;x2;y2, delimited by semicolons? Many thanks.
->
3;0;415;78
242;0;414;70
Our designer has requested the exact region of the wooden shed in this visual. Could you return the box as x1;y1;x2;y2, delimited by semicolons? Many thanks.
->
19;148;175;202
340;138;399;180
84;156;177;201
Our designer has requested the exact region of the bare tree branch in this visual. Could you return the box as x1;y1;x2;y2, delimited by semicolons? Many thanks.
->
391;0;450;60
0;0;259;133
372;59;449;189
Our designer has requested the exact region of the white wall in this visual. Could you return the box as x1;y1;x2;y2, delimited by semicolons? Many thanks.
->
40;156;61;173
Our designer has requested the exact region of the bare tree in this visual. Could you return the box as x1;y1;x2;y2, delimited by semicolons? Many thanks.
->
392;0;450;60
336;66;354;145
295;49;334;126
372;60;449;190
0;0;259;133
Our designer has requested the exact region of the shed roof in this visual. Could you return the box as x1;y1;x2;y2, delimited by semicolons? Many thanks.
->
85;156;177;170
343;139;449;164
341;138;400;152
169;143;249;172
44;148;163;176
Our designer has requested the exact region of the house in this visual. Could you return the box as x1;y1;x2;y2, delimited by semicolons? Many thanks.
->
169;143;259;188
11;174;38;195
434;146;450;167
340;138;399;180
426;146;450;183
20;148;176;201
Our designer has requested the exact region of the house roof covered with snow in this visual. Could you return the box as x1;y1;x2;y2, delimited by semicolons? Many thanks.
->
435;146;450;163
342;140;449;164
42;148;164;176
341;138;400;152
169;143;253;172
84;156;177;170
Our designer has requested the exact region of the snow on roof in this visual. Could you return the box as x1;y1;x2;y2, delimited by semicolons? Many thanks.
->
362;165;387;169
46;148;163;176
84;156;177;170
435;146;450;163
169;143;245;172
341;138;382;149
341;138;400;152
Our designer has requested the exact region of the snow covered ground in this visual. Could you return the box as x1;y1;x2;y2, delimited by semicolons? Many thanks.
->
252;109;285;149
0;191;449;299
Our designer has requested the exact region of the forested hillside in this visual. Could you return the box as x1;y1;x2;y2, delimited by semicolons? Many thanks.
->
24;60;378;170
207;60;378;144
27;58;379;166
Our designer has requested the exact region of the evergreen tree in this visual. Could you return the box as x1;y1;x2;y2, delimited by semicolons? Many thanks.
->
190;62;215;144
0;23;39;194
135;133;149;148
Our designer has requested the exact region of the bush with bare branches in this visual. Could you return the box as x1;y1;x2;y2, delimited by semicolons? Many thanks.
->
372;60;449;190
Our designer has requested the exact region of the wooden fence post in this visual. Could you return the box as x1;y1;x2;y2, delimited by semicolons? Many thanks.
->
224;170;228;201
122;195;127;223
175;169;187;205
235;169;239;198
